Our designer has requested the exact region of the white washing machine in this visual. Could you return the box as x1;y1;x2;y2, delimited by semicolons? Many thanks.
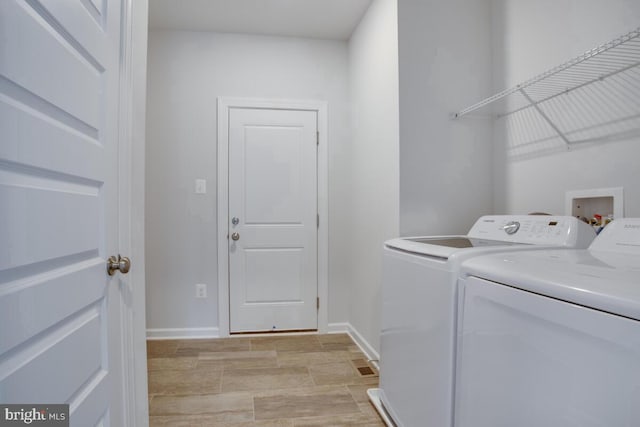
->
454;218;640;427
368;215;596;427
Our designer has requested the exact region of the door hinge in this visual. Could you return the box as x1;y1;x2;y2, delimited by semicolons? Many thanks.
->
317;297;320;310
317;214;319;228
316;131;319;146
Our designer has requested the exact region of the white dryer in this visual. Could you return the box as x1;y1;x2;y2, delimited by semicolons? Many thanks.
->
454;218;640;427
368;215;596;427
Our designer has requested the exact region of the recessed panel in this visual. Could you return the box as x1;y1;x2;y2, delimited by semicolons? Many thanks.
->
0;171;100;271
0;307;103;403
0;259;104;355
89;0;105;17
244;248;303;303
244;126;303;225
0;0;103;133
35;0;108;64
69;369;109;427
0;99;104;181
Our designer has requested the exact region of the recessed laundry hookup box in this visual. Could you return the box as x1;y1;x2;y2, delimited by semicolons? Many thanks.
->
566;187;624;230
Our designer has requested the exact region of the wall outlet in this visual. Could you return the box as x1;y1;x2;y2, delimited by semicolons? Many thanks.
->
195;283;207;298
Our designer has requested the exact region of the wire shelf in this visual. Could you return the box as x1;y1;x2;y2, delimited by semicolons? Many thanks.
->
454;26;640;156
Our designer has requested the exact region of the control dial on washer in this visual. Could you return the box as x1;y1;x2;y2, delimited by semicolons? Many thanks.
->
503;221;520;235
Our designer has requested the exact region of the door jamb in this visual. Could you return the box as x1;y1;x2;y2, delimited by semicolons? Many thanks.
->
217;97;329;337
121;0;149;425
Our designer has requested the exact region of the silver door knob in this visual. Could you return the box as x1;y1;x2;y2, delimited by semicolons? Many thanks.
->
232;217;240;226
107;255;131;276
231;232;240;241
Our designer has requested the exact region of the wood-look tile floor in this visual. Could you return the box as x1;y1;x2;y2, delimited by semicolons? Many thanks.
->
147;333;385;426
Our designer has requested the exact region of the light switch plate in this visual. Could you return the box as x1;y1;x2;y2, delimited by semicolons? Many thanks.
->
195;179;206;194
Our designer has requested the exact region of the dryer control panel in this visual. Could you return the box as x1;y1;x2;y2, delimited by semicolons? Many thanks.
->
468;215;596;248
589;218;640;254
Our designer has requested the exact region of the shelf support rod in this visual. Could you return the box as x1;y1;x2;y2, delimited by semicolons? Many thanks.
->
519;88;571;149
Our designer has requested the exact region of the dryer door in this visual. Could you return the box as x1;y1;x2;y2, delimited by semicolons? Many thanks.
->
455;276;640;427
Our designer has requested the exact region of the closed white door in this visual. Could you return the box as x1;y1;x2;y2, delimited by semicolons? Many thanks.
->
229;108;318;333
0;1;126;426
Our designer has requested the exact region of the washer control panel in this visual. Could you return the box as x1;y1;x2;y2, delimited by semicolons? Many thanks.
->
468;215;596;247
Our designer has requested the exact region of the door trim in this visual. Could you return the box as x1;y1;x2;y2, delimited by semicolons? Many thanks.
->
122;0;149;425
217;97;329;337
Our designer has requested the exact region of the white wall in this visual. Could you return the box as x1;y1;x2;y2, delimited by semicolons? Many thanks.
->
145;32;351;332
397;0;494;236
492;0;640;216
345;0;399;353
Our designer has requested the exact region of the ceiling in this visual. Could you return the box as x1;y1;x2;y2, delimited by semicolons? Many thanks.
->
148;0;374;40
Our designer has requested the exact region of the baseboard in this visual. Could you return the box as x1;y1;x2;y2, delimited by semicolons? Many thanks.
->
328;322;380;369
346;324;380;369
146;327;219;340
327;322;350;334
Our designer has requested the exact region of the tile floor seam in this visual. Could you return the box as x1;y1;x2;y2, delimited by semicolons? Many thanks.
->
219;360;225;395
251;391;256;422
147;334;384;426
308;365;320;387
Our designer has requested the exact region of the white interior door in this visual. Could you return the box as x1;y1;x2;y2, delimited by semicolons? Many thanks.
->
229;107;318;333
0;1;126;425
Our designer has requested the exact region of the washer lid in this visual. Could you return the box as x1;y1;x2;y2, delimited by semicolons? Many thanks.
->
406;237;521;248
385;236;525;259
385;215;595;259
461;248;640;321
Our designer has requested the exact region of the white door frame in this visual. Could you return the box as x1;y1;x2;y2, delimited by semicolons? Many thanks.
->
217;97;329;337
121;0;149;425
